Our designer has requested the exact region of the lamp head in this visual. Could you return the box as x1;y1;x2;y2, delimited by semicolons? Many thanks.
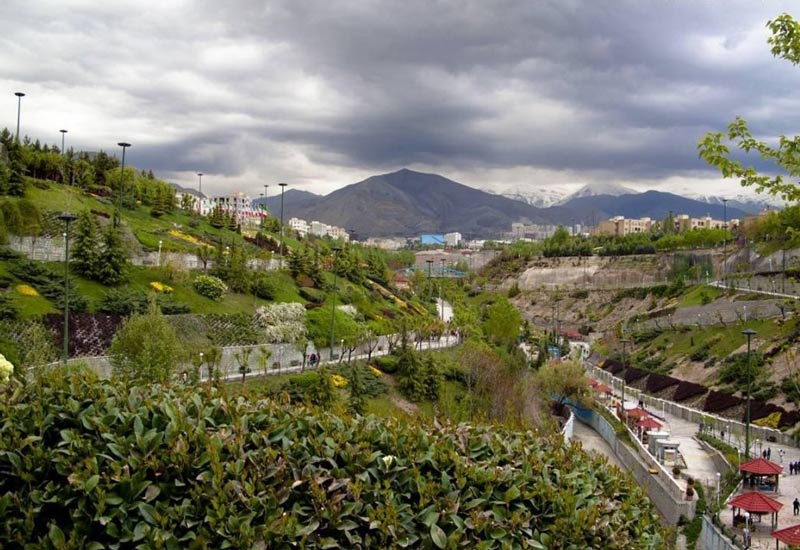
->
117;142;131;148
60;129;68;134
14;92;25;98
742;328;757;337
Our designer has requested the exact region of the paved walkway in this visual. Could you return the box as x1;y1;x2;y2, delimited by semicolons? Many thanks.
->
571;419;624;470
592;360;800;548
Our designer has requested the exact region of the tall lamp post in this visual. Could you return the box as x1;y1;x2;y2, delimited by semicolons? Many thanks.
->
59;129;68;185
426;259;433;301
278;182;287;268
115;142;131;227
620;338;631;417
742;328;757;460
14;92;25;142
58;212;78;365
722;198;728;288
329;246;342;361
439;258;446;322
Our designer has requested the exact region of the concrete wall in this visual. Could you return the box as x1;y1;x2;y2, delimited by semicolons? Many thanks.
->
571;404;695;525
8;236;280;271
561;407;574;442
699;515;739;550
587;364;800;450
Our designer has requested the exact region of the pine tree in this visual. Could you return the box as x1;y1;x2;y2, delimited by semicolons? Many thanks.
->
97;226;128;285
71;210;102;279
150;187;166;217
209;205;225;228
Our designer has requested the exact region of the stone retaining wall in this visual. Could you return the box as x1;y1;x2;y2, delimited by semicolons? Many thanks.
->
570;403;694;525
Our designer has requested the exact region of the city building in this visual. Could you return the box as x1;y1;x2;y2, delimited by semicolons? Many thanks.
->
288;217;309;236
593;216;653;236
592;214;740;236
510;222;560;241
365;237;406;250
444;232;462;247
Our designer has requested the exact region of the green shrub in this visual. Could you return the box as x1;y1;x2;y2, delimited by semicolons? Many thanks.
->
98;288;149;315
193;274;228;300
0;370;667;549
252;273;278;300
299;286;326;303
373;354;399;374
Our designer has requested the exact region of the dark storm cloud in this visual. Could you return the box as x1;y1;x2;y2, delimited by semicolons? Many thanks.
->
1;0;799;193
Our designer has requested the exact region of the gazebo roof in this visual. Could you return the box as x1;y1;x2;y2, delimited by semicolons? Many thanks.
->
729;491;783;513
773;524;800;545
589;379;598;387
594;384;613;394
626;407;650;418
739;457;783;475
636;417;663;429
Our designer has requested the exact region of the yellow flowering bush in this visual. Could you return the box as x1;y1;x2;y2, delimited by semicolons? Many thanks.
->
15;284;39;297
754;412;781;429
0;354;13;384
331;374;348;388
369;366;383;377
149;281;174;294
168;229;201;245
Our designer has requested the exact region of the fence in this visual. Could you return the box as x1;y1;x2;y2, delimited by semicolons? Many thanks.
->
8;236;280;271
570;403;694;525
700;515;740;550
586;364;800;450
561;407;574;442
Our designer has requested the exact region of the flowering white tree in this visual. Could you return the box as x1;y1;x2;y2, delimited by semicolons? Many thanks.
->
256;303;307;344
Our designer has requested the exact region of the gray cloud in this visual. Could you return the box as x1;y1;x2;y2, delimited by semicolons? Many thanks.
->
1;0;799;197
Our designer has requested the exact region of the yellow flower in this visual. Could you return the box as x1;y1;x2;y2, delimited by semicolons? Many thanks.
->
331;374;349;388
149;281;174;294
369;366;383;377
168;229;201;245
15;284;39;297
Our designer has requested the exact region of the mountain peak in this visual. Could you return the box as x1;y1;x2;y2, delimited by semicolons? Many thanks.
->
561;182;636;203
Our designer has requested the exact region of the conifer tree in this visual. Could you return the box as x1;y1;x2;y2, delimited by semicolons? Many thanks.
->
97;226;128;285
71;211;103;279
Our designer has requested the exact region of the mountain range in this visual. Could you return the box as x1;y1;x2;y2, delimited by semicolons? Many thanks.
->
247;169;760;238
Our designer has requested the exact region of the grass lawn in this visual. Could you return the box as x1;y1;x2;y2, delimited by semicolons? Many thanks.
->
678;284;723;307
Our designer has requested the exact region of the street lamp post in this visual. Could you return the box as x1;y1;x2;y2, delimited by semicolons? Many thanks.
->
426;259;433;300
60;129;68;156
157;240;163;267
620;338;631;417
329;246;342;361
742;328;757;460
14;92;25;142
58;212;78;365
716;472;721;510
439;259;445;322
278;183;288;269
722;199;728;288
115;142;131;227
59;129;69;185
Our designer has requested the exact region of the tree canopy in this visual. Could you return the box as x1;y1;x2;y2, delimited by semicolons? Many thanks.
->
699;13;800;202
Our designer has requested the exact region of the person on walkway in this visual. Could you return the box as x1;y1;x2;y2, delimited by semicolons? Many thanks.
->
768;447;772;460
794;498;799;516
780;449;785;463
791;462;795;475
763;449;767;459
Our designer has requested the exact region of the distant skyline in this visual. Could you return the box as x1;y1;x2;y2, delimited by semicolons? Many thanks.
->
1;1;798;203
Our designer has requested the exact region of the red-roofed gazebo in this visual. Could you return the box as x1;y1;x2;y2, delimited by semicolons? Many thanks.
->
740;458;783;494
636;417;663;430
626;407;650;418
729;491;782;530
772;524;800;548
593;383;613;396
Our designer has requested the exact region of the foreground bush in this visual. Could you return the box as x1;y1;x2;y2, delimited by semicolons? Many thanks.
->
0;370;667;549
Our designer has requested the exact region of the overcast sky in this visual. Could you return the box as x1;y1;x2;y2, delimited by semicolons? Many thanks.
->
1;0;799;201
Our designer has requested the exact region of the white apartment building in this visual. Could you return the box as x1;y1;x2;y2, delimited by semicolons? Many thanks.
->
444;232;462;247
289;217;309;236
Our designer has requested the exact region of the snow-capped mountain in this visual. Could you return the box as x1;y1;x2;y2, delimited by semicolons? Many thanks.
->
499;186;573;208
559;182;636;204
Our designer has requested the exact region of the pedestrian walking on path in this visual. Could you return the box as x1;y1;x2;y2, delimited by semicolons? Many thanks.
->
794;498;799;516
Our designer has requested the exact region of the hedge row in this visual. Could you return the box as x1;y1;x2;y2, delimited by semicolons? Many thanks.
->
0;370;667;549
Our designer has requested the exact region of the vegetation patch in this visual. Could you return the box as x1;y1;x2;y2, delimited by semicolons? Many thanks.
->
0;369;667;549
